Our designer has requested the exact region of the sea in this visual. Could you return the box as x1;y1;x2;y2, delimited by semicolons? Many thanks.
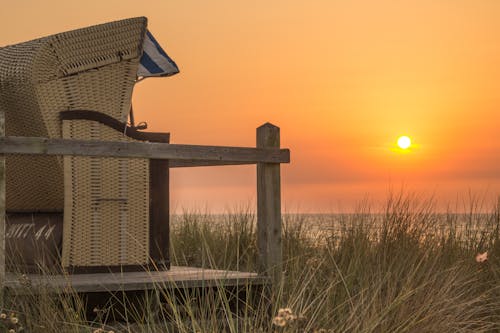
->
171;212;499;242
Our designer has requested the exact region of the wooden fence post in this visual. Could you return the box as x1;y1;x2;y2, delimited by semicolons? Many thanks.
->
257;123;282;285
0;111;5;305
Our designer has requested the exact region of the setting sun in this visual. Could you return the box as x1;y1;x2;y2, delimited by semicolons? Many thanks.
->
397;136;412;149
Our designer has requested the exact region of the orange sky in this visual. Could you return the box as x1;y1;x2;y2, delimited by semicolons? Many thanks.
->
1;1;499;212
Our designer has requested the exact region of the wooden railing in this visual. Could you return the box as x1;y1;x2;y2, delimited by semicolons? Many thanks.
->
0;111;290;296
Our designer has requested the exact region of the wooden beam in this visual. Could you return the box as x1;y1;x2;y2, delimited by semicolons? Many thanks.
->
0;112;4;305
256;123;283;286
0;136;290;164
169;160;252;168
5;267;268;294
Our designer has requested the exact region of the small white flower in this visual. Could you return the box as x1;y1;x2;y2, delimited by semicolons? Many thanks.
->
272;316;286;327
476;251;488;263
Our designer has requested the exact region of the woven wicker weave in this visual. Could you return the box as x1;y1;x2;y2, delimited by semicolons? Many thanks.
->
62;120;149;267
0;17;153;268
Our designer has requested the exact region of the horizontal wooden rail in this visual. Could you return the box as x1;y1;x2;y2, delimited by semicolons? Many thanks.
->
0;136;290;164
169;160;252;168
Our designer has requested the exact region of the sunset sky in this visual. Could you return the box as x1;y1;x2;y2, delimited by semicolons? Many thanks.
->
1;1;499;212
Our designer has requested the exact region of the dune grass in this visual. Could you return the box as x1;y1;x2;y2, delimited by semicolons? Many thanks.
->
1;194;499;332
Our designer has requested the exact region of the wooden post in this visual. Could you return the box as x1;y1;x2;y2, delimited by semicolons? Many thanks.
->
148;132;171;270
0;111;5;304
149;159;170;269
257;123;282;285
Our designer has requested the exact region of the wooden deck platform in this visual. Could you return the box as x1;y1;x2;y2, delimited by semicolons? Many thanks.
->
5;266;268;294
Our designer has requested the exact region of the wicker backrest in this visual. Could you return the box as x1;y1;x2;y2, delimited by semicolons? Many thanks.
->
0;17;147;212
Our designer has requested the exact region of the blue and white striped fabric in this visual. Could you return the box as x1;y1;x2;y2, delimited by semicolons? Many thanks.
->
137;30;179;78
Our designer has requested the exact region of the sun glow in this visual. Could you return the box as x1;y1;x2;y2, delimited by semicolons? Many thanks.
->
397;136;412;149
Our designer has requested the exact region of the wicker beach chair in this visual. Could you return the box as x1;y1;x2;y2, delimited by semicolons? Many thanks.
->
0;17;177;272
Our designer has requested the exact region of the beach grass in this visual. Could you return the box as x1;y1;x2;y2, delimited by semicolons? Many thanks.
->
1;194;499;332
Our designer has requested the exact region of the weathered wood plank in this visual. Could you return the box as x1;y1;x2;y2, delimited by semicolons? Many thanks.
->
5;266;268;294
0;112;4;304
169;160;252;168
0;136;290;164
256;123;283;286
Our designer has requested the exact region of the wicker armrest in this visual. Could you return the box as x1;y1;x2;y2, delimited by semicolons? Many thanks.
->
60;110;170;143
